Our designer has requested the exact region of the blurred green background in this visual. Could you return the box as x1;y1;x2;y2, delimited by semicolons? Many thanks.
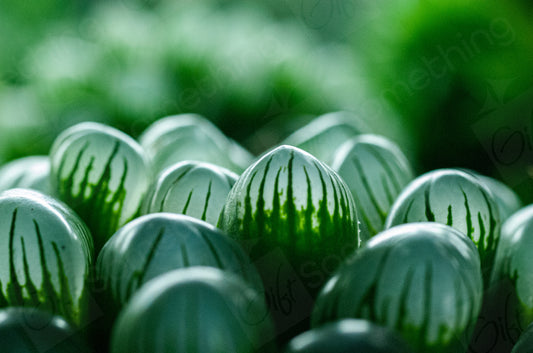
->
1;0;532;202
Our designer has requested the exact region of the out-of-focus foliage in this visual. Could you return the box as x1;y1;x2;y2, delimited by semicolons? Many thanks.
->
0;0;407;165
348;0;533;202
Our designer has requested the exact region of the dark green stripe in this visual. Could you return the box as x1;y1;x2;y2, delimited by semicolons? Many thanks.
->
52;241;74;323
271;168;282;243
181;243;190;267
418;262;433;348
77;156;94;200
330;174;341;241
20;237;39;306
60;141;90;200
160;163;196;211
34;220;58;315
447;205;453;226
303;166;315;247
107;157;129;228
285;151;297;255
0;280;8;307
381;175;395;206
255;156;273;240
351;157;387;222
201;180;213;221
396;268;415;330
7;209;23;305
315;162;332;249
460;188;474;241
181;190;194;214
356;248;392;321
242;171;258;239
402;198;415;224
126;227;166;300
424;184;435;222
198;229;225;269
368;146;403;193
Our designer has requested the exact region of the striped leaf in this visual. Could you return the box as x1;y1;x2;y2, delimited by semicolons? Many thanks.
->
110;268;277;353
142;161;238;226
96;213;263;312
312;223;483;353
50;122;151;253
219;145;359;295
0;189;93;327
385;168;501;287
139;113;254;174
331;134;414;241
281;111;369;166
475;174;522;221
489;205;533;335
285;319;413;353
0;307;92;353
0;156;51;195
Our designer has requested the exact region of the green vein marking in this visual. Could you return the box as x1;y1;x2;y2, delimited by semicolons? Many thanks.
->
59;138;133;252
198;229;224;269
460;188;474;241
381;175;395;206
359;203;378;236
271;168;282;244
396;268;415;331
368;146;403;193
242;170;258;238
303;166;315;247
356;248;392;321
286;151;297;255
7;209;23;305
315;161;332;247
181;244;190;267
479;189;498;287
352;157;387;222
418;262;433;349
453;276;468;337
109;157;128;215
402;198;416;224
52;241;74;323
331;175;341;242
78;156;94;200
127;227;166;300
447;205;453;226
34;220;59;315
424;184;435;222
20;237;39;306
480;189;498;256
60;141;90;200
201;180;213;221
255;156;273;240
0;280;8;307
89;141;121;210
337;177;354;243
160;163;196;211
182;189;194;215
478;212;486;251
